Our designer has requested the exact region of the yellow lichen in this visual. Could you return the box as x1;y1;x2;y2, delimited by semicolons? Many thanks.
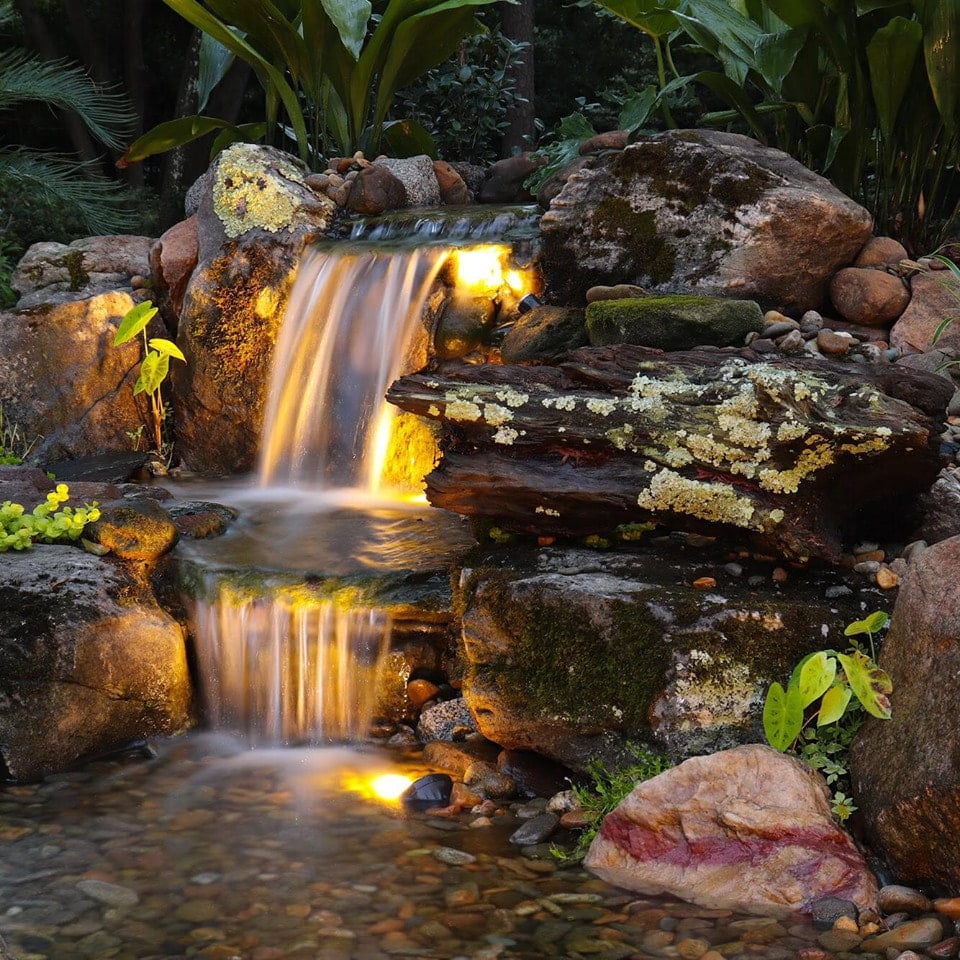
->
445;400;483;422
638;468;757;528
482;403;514;426
495;388;529;408
492;426;519;445
758;443;835;494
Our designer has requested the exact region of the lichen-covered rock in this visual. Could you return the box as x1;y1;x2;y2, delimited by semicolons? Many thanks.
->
585;745;879;917
540;130;873;311
11;235;152;309
0;291;158;462
457;546;881;771
586;295;763;350
850;535;960;889
0;546;192;781
172;145;336;475
501;305;588;363
829;268;910;327
86;499;179;560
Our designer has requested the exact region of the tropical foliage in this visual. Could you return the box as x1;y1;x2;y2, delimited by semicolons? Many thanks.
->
0;1;136;248
592;0;960;247
121;0;506;169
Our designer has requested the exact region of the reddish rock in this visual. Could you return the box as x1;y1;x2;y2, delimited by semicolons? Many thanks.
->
580;130;630;155
149;216;199;328
345;165;407;215
584;745;878;917
890;272;960;354
432;161;469;205
851;536;960;889
478;153;541;203
816;329;853;356
829;267;910;326
855;236;909;268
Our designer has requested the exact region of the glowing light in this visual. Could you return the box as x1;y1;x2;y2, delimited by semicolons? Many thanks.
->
454;246;507;292
369;773;413;801
505;269;527;295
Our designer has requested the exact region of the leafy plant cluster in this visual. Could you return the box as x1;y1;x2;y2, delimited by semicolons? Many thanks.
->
586;0;959;248
113;300;184;454
0;404;34;465
393;21;528;165
552;744;671;864
0;483;100;552
122;0;504;170
763;611;892;821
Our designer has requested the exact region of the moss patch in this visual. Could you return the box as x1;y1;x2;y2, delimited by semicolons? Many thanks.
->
591;199;676;286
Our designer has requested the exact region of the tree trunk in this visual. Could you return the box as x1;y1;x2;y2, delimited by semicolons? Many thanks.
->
499;0;536;156
121;0;147;188
387;346;950;562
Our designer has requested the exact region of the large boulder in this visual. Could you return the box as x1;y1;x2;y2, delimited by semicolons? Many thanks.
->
0;546;192;781
540;129;873;312
890;271;960;355
585;745;879;917
850;536;960;889
458;545;883;772
171;143;336;475
11;235;152;309
0;290;157;462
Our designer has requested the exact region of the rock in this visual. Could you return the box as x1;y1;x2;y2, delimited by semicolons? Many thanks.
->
401;773;453;811
497;749;573;799
456;546;883;771
927;936;960;959
86;498;179;560
432;161;470;205
810;896;858;930
537;157;593;208
586;284;649;303
149;216;199;329
829;268;910;326
861;918;946;951
816;329;854;356
877;885;933;915
76;879;139;907
920;470;960;544
171;144;335;475
586;296;763;350
584;745;879;917
0;546;192;781
463;759;516;799
432;846;476;866
421;739;500;776
416;697;478;742
891;272;960;355
509;812;559;846
374;156;440;207
434;295;496;360
500;306;587;363
448;162;486;200
407;678;441;709
540;130;873;311
345;165;408;216
850;535;960;888
0;290;159;462
855;236;909;268
479;153;540;203
580;131;630;155
11;235;152;309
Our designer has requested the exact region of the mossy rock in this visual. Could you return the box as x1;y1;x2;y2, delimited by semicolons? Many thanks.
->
87;499;179;561
500;305;588;363
586;295;763;350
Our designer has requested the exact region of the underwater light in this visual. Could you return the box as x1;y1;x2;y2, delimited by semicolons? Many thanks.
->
369;773;413;801
453;246;508;293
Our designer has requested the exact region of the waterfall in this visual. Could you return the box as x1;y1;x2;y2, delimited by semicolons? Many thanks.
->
187;208;539;746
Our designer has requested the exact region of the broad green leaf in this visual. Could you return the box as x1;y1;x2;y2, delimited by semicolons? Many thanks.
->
867;17;922;141
119;115;245;167
844;610;889;637
763;680;805;750
318;0;371;60
753;28;808;97
797;651;837;708
837;651;893;719
594;0;680;38
198;33;236;112
922;0;959;129
148;338;186;362
136;351;170;397
380;118;437;158
686;71;769;141
618;85;659;133
818;682;853;725
114;301;157;346
857;0;912;11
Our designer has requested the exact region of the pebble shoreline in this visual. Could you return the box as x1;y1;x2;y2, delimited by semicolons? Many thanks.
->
0;736;954;960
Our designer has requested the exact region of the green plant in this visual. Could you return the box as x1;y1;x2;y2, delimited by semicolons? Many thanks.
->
928;251;960;349
0;2;136;241
120;0;504;169
552;745;671;863
0;404;35;465
113;300;185;454
0;483;100;552
392;21;528;164
763;611;892;821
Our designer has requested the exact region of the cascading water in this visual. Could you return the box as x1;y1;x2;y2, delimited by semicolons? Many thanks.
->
185;207;539;745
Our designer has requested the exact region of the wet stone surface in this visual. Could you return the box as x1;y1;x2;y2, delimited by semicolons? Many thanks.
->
0;734;922;959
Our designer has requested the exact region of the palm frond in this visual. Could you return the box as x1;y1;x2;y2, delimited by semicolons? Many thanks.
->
0;1;15;29
0;51;135;150
0;148;137;235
